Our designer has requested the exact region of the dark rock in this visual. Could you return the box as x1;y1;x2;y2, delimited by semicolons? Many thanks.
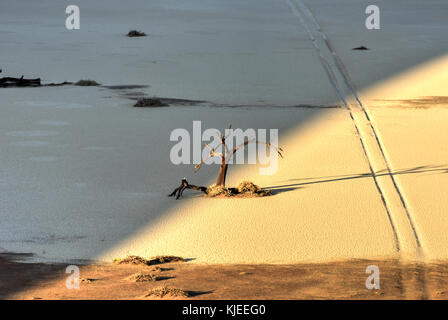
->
127;30;146;37
352;46;369;50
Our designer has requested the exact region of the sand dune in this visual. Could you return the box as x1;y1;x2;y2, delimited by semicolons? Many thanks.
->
1;0;447;268
102;1;448;264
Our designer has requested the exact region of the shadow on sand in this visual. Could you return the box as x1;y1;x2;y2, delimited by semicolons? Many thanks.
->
265;165;448;194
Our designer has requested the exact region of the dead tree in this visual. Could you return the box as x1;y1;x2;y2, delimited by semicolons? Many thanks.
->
0;70;72;88
0;75;41;87
168;178;208;199
194;124;283;187
168;124;283;199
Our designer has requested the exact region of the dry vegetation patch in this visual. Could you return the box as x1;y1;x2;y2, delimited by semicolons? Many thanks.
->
113;255;149;266
127;30;146;37
206;184;235;197
151;255;184;264
205;181;272;198
377;96;448;109
75;80;100;86
126;273;159;282
145;286;190;298
113;255;184;266
134;97;168;107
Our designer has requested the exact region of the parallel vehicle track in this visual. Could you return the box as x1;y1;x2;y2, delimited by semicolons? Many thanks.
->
286;0;424;262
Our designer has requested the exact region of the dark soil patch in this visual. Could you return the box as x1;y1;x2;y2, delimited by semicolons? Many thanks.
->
134;98;169;107
75;80;100;86
352;46;369;50
127;30;146;37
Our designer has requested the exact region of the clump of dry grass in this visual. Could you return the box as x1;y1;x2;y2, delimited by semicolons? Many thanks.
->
75;80;100;86
238;181;272;197
206;184;234;197
134;97;168;107
113;255;184;266
127;30;146;37
113;255;150;265
145;286;190;298
126;273;159;282
237;181;260;193
205;181;271;198
150;255;184;264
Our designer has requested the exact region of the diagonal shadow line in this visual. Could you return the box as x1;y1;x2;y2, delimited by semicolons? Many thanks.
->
1;0;447;300
265;165;448;193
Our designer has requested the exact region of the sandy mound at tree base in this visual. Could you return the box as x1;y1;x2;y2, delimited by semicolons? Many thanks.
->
205;181;272;198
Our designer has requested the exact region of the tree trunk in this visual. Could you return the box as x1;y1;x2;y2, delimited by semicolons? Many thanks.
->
216;163;228;186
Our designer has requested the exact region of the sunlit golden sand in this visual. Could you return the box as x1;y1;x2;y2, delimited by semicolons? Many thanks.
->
102;54;448;264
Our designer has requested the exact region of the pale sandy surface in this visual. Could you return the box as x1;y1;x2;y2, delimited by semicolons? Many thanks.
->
103;0;448;264
1;0;448;270
0;0;338;106
306;0;448;262
0;0;337;263
3;255;447;300
101;3;448;263
361;55;448;262
103;108;400;263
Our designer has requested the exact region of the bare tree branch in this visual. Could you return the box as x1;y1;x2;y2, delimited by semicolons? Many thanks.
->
226;139;283;162
191;124;284;188
168;178;208;199
194;148;225;172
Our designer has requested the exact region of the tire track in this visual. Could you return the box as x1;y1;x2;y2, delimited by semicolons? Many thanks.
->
286;0;424;260
301;4;423;252
286;0;428;298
